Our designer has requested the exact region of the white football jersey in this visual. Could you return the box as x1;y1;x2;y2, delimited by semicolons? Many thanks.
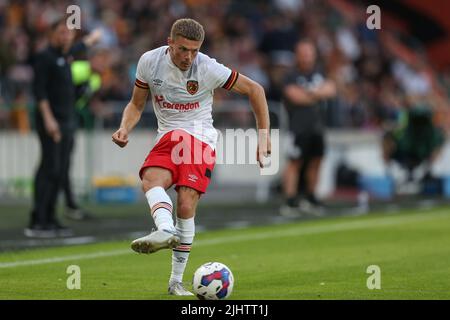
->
135;46;239;150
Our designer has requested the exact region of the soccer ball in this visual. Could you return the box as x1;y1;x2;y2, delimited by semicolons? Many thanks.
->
192;262;234;300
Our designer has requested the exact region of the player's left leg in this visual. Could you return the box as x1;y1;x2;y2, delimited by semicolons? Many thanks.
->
168;186;200;296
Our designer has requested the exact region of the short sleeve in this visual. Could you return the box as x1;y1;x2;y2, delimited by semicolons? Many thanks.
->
135;53;150;90
204;57;239;90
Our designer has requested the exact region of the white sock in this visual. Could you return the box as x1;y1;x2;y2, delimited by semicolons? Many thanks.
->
170;217;195;284
145;187;175;232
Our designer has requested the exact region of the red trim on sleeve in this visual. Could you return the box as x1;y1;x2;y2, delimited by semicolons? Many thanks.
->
222;70;239;90
135;78;149;89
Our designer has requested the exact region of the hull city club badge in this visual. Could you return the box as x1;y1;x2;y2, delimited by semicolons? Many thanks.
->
187;80;199;95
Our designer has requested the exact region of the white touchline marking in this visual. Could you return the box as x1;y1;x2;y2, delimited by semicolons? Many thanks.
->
0;249;130;269
0;210;448;269
0;236;97;248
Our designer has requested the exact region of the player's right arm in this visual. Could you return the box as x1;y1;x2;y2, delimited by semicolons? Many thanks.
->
112;84;149;148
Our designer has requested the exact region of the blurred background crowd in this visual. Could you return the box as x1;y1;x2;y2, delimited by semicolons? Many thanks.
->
0;0;449;133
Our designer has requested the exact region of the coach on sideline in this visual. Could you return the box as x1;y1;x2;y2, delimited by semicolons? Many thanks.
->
26;17;101;238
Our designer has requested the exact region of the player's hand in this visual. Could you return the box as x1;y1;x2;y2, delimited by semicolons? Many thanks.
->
44;116;61;143
257;129;271;168
112;128;129;148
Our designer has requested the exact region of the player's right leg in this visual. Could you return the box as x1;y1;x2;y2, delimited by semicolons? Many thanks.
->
131;167;181;254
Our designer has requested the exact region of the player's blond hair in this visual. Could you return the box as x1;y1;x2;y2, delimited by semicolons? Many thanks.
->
170;18;205;42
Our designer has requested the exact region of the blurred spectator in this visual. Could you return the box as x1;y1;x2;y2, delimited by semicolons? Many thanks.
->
382;101;445;193
10;89;30;133
59;46;105;222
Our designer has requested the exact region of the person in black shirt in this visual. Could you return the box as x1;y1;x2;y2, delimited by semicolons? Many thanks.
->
280;40;336;217
26;18;101;238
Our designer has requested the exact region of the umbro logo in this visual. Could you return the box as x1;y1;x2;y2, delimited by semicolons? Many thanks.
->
188;174;199;183
152;79;163;86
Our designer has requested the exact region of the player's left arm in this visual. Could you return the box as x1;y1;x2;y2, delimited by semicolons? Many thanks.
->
231;74;271;168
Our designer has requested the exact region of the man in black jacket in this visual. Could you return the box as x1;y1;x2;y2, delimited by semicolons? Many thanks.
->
26;18;100;238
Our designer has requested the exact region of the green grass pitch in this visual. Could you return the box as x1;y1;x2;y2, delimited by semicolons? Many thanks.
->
1;206;450;300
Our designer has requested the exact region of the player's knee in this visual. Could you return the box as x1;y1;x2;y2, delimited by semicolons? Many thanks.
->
141;168;173;192
141;171;160;193
141;178;151;193
177;201;195;218
141;179;161;193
